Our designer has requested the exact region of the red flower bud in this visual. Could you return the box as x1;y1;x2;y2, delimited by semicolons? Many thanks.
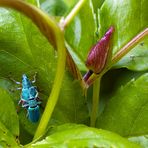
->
86;26;114;74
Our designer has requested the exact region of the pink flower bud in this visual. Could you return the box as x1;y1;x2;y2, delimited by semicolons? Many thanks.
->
86;26;114;74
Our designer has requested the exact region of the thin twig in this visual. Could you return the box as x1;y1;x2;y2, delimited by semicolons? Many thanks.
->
59;0;86;29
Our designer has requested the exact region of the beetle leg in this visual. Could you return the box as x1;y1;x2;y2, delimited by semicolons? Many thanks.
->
22;103;29;108
16;87;22;90
32;72;37;83
18;99;23;105
11;78;21;85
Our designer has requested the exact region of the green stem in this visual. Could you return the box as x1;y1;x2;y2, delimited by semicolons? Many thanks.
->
36;0;40;8
34;32;66;139
90;76;101;127
111;28;148;65
60;0;86;29
90;28;148;126
34;0;87;140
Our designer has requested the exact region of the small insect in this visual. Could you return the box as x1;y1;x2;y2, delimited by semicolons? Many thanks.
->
13;73;41;122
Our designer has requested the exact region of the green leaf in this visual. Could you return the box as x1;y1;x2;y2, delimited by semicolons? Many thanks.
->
96;73;148;137
40;0;67;16
92;0;105;11
0;121;18;147
63;0;77;7
0;4;88;136
0;3;59;137
0;88;19;137
99;0;148;71
0;0;61;48
31;124;140;147
52;79;88;124
113;37;148;71
129;135;148;148
65;0;96;71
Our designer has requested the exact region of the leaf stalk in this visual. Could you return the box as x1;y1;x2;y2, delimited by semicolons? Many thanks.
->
34;33;66;139
59;0;87;29
112;28;148;65
90;77;101;127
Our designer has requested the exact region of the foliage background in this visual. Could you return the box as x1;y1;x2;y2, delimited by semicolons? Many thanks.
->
0;0;147;147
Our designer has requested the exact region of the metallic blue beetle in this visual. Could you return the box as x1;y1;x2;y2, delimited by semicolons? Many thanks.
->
14;74;41;122
22;97;41;123
19;74;38;106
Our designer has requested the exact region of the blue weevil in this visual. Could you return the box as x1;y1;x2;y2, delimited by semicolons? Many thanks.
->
22;97;41;123
19;74;38;106
13;73;41;122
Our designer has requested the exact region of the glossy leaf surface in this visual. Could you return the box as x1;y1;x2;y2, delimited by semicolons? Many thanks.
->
0;121;18;147
99;0;148;71
114;37;148;71
0;2;88;138
31;124;140;147
0;0;147;147
0;88;19;137
65;0;96;71
129;135;148;148
40;0;67;16
63;0;148;72
97;73;148;137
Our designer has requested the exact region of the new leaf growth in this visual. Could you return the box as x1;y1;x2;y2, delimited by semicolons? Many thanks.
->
83;26;114;86
86;26;114;74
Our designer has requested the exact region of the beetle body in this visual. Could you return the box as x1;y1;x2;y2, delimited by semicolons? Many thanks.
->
25;98;41;122
28;105;40;123
18;74;41;122
20;86;38;106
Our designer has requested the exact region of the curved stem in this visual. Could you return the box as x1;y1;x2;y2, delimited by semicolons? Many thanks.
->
90;76;101;127
36;0;40;8
60;0;86;29
34;33;66;139
0;0;66;140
